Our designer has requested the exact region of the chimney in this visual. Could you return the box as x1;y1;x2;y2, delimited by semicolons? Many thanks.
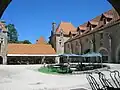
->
52;22;56;34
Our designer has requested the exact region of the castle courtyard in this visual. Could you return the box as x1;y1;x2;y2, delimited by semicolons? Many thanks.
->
0;64;119;90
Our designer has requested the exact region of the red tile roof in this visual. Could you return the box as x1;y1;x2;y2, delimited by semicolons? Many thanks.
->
56;22;76;35
103;9;114;18
78;23;87;30
36;36;47;44
8;44;56;54
66;9;119;43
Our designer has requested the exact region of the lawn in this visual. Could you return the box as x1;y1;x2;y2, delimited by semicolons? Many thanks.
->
38;66;71;74
38;67;60;74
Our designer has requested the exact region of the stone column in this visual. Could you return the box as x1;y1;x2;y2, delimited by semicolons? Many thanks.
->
41;56;45;64
55;57;60;64
108;33;112;62
3;56;7;65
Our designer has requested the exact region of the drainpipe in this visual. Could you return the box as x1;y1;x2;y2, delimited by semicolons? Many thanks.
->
93;33;96;52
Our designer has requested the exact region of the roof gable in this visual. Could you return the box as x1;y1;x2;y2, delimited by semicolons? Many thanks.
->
56;22;76;35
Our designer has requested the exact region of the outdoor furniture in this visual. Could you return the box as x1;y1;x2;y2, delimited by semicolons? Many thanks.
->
86;70;120;90
81;52;103;68
53;65;60;71
86;74;102;90
85;66;94;70
110;70;120;88
70;67;77;71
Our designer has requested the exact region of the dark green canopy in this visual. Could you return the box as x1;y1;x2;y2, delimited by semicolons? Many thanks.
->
0;0;12;18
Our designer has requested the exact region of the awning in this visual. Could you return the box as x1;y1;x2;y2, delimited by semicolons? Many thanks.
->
81;52;102;57
7;54;59;57
58;54;81;57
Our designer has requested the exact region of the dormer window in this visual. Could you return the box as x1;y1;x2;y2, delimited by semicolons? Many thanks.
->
103;18;106;24
87;22;95;31
81;30;84;33
100;14;113;26
89;25;92;30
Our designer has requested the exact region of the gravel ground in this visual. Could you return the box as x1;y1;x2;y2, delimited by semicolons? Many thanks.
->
0;64;119;90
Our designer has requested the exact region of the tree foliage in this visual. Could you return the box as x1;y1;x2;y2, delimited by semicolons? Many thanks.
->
7;24;18;43
23;40;31;44
6;24;32;44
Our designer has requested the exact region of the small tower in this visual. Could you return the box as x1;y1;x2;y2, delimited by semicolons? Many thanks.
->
52;22;56;34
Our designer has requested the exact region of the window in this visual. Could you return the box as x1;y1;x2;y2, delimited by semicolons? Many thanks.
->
100;42;103;46
76;41;78;46
59;40;62;45
107;18;112;22
100;33;103;39
68;44;69;48
81;30;84;32
103;18;106;24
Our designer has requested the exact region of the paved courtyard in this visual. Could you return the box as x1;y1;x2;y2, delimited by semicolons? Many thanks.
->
0;64;119;90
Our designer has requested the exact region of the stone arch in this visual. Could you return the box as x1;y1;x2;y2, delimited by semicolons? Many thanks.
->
0;56;3;64
115;44;120;63
98;47;109;63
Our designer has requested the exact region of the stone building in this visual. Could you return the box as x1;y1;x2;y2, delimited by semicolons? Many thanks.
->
49;22;76;54
64;8;120;63
0;22;8;64
0;0;12;64
7;37;56;64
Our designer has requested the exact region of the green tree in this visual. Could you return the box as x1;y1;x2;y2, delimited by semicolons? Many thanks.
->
7;24;18;43
23;40;31;44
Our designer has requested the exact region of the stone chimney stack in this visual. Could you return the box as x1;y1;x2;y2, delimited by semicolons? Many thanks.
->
52;22;56;34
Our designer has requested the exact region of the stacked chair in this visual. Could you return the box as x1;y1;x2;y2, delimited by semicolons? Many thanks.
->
86;70;120;90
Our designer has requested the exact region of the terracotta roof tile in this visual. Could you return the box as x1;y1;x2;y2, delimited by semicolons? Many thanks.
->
56;22;76;35
78;23;87;30
103;9;114;18
69;31;78;35
8;44;56;54
89;15;101;26
36;36;47;44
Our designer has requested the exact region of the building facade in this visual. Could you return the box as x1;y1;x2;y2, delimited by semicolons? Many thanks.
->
64;8;120;63
7;37;56;64
0;0;12;64
49;22;76;54
0;22;8;64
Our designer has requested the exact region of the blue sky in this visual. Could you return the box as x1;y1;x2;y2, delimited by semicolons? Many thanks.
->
2;0;112;44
